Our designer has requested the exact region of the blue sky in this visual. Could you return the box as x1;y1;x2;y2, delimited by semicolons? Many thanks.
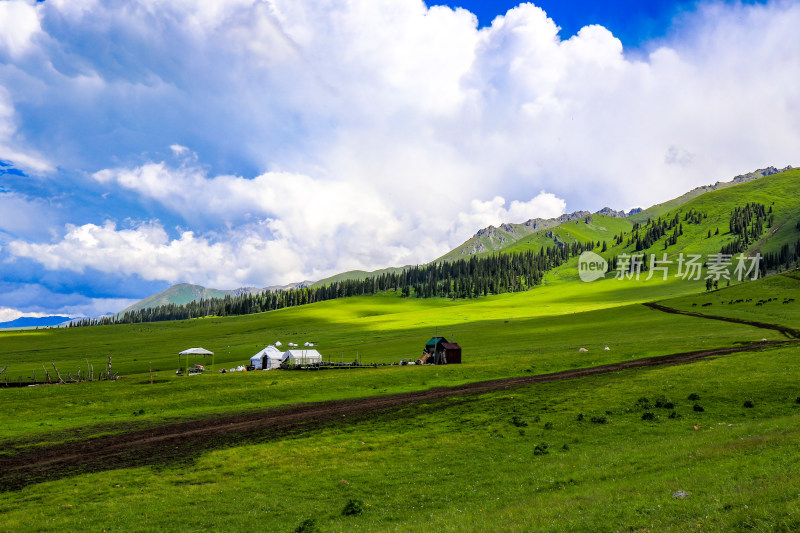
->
0;0;798;320
441;1;770;46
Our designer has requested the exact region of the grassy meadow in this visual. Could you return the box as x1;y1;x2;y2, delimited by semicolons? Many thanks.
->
2;270;800;531
2;269;780;445
2;338;799;532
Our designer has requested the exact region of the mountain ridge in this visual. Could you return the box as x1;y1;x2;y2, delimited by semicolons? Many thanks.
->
120;281;313;315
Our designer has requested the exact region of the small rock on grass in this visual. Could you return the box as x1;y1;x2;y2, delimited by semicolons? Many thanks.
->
672;490;688;499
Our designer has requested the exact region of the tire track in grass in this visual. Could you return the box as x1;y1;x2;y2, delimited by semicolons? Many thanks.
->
1;333;793;492
643;301;800;339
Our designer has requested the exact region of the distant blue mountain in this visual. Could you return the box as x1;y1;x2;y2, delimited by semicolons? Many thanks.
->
0;316;72;329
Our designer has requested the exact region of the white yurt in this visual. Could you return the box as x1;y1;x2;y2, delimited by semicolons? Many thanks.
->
250;345;284;370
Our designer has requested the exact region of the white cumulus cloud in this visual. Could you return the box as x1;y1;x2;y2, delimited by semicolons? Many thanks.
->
0;1;42;58
1;0;800;292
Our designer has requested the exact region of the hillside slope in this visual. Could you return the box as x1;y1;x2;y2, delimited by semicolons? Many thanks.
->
445;165;792;264
532;167;800;288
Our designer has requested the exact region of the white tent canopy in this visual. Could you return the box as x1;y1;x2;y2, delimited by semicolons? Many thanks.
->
250;345;284;370
179;347;214;355
177;347;214;375
283;349;322;365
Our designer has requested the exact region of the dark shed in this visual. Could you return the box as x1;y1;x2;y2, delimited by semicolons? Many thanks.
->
423;337;461;364
441;342;462;364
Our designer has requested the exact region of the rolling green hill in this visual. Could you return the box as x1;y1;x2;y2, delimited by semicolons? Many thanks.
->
499;167;800;287
310;266;409;288
436;210;591;262
438;165;792;264
628;165;793;224
499;213;634;255
119;283;235;314
615;166;800;260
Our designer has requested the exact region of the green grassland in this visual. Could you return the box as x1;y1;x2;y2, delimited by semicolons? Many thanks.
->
2;274;769;444
660;273;800;329
2;270;800;531
2;338;798;531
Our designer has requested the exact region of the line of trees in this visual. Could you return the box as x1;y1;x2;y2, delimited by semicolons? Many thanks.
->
71;242;596;327
721;202;769;255
623;209;707;252
760;238;800;274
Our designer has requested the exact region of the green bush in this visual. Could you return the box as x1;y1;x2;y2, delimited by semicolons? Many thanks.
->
295;518;319;533
654;396;674;409
641;412;655;421
693;404;705;412
688;393;701;401
511;415;528;427
636;397;650;409
342;499;366;516
576;413;584;421
668;411;679;419
590;416;607;424
743;400;754;408
543;422;553;430
533;443;549;456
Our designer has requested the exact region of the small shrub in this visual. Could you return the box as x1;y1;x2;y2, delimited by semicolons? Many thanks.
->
533;415;541;423
576;413;584;421
641;412;655;421
693;404;705;412
688;393;701;401
590;416;607;424
668;411;678;419
743;400;754;408
518;429;526;437
636;397;651;409
543;422;553;430
795;397;800;404
654;396;674;409
605;410;613;415
561;443;570;451
295;518;319;533
533;443;549;456
511;415;528;427
342;499;366;516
